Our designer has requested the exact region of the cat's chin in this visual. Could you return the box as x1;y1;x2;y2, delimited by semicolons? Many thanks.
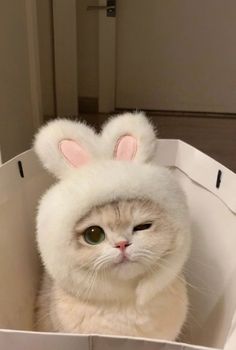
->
111;260;145;280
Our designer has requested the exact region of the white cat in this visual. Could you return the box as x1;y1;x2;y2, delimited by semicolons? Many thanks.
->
34;112;191;340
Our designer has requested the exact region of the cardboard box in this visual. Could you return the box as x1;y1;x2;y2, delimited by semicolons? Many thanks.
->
0;140;235;350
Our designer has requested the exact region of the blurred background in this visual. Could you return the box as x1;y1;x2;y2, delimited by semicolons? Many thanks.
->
1;0;236;171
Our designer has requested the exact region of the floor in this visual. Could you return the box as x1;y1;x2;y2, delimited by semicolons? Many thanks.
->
81;113;236;173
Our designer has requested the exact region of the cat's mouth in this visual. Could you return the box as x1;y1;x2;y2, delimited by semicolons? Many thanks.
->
115;255;134;265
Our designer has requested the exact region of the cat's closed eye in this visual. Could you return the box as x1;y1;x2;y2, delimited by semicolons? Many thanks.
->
133;222;152;232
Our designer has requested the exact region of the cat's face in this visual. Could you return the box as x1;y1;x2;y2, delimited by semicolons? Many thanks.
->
73;199;180;280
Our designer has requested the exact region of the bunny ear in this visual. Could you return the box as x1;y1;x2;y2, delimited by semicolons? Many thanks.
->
101;112;157;163
34;119;99;179
59;140;91;167
115;135;137;161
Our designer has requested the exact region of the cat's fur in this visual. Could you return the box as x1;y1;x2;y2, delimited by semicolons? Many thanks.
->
34;112;191;340
36;199;188;339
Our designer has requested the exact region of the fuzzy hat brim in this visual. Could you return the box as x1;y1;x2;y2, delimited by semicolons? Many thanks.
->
37;160;188;247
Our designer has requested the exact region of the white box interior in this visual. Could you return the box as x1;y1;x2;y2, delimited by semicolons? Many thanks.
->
0;140;236;350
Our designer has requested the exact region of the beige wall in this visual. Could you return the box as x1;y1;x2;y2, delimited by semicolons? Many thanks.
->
0;0;37;162
77;0;99;98
116;0;236;113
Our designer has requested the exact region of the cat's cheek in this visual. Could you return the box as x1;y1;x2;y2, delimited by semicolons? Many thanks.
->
75;235;87;247
73;240;104;268
174;230;189;251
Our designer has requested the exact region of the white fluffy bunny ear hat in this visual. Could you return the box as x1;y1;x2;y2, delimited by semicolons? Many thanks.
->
34;112;190;289
35;112;187;223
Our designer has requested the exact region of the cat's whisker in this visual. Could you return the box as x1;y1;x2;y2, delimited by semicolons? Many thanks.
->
86;271;98;302
77;270;98;304
74;258;100;271
132;249;155;259
93;258;113;271
152;258;207;296
142;264;200;328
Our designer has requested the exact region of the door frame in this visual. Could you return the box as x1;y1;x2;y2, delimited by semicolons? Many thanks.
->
52;0;79;117
98;0;116;113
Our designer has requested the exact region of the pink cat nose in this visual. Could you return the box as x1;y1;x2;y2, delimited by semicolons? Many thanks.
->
115;241;131;252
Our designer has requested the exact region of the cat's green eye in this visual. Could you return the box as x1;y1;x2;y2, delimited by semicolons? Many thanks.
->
133;223;152;232
83;226;105;245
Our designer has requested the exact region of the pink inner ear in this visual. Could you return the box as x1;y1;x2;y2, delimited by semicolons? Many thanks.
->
59;140;90;168
115;135;137;161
